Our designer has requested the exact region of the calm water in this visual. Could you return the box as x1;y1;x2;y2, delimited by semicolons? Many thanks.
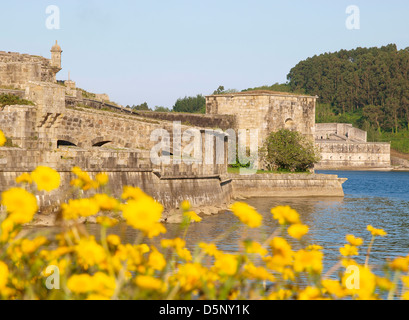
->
88;170;409;272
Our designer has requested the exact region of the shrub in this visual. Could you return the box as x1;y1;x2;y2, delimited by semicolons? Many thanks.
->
261;129;321;172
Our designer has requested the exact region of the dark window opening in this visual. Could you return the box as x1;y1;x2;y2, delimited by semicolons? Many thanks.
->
93;141;112;147
57;140;77;148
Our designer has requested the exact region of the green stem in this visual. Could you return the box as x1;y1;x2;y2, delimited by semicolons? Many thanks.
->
387;271;400;300
365;236;375;267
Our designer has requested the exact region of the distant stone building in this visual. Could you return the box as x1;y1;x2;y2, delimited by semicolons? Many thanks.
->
314;123;390;170
206;91;317;147
315;123;367;142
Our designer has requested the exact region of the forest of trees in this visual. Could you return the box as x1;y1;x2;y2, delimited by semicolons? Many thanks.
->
287;44;409;134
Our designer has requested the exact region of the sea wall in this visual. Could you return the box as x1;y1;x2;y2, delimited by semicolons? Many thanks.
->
0;147;233;223
230;173;346;198
315;141;391;170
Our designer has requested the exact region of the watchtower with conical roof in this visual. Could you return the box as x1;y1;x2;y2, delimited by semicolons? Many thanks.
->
50;40;62;72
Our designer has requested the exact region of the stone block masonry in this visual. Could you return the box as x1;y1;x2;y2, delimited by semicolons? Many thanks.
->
206;91;317;147
0;46;61;89
230;173;346;198
315;141;391;170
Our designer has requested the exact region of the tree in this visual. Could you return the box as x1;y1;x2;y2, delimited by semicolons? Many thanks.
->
154;106;171;112
213;85;238;95
286;44;409;133
131;102;150;111
261;129;321;172
213;86;225;95
173;94;206;114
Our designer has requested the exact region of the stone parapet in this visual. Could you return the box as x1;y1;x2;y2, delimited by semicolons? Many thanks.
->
315;141;391;170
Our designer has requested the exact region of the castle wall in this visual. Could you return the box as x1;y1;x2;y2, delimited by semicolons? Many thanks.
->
0;52;56;89
206;92;316;147
315;123;367;142
315;141;391;170
230;173;346;198
0;147;233;217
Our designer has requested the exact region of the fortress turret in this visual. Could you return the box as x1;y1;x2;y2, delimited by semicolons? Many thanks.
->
50;40;62;72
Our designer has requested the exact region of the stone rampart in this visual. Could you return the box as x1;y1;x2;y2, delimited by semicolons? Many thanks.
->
315;141;391;170
130;111;236;131
315;123;367;142
0;51;57;89
230;173;346;198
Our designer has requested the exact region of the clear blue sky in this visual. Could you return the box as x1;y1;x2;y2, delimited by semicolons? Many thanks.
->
1;0;408;108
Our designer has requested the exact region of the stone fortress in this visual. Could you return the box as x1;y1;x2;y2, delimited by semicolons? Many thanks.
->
314;123;391;170
204;92;391;170
0;42;357;224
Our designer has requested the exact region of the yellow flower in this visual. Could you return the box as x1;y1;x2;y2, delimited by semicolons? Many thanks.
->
91;272;116;298
75;237;107;269
389;257;409;272
61;198;100;220
293;249;323;274
172;263;205;292
184;210;202;222
342;265;376;300
266;289;292;300
122;196;163;233
181;200;190;211
367;225;387;237
121;186;148;200
67;274;94;294
243;263;275;282
0;218;15;242
177;247;193;262
96;216;119;228
199;242;220;257
0;130;6;146
213;253;238;276
21;236;47;254
401;276;409;288
402;291;409;301
298;287;322;300
269;237;293;261
230;202;262;228
321;279;346;298
148;246;167;271
376;276;395;291
93;194;120;211
244;241;268;257
135;275;164;291
306;245;324;251
15;173;33;184
145;222;167;239
106;234;121;247
68;272;115;297
86;294;110;300
161;237;186;250
0;261;9;290
271;206;300;225
71;167;97;190
287;223;309;240
31;166;61;192
95;173;109;186
1;188;38;224
346;234;364;246
340;244;359;257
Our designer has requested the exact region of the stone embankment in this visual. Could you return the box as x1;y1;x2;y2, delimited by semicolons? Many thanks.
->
21;170;347;227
